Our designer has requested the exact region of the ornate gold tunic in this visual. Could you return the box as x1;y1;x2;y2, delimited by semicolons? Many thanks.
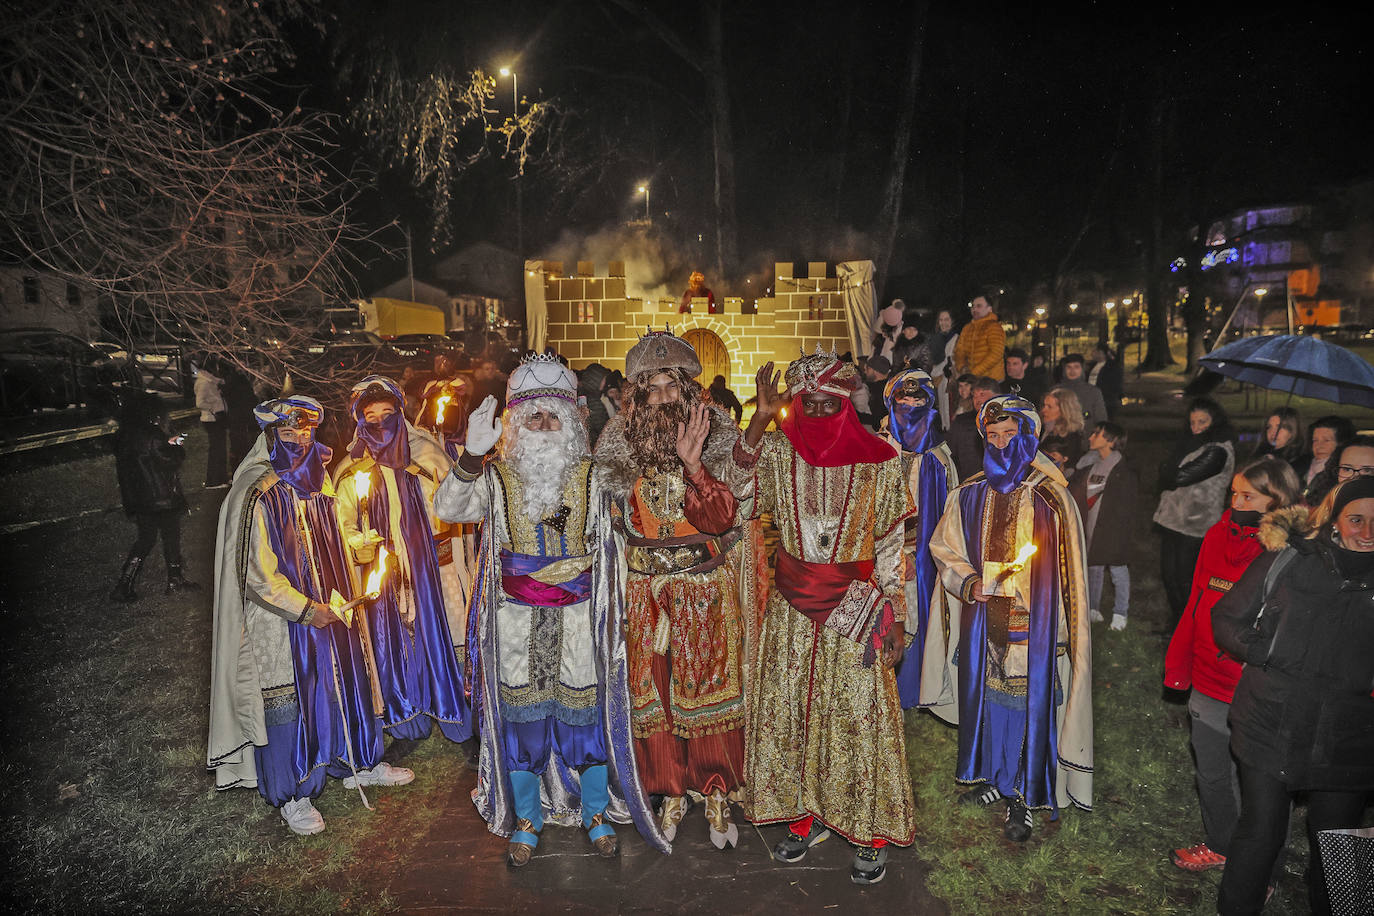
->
735;431;916;845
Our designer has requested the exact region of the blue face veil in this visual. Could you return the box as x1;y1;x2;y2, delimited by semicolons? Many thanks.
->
255;397;331;496
978;395;1042;494
348;375;411;469
883;369;943;454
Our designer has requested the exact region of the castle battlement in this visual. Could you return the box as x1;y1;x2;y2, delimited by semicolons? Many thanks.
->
535;259;864;396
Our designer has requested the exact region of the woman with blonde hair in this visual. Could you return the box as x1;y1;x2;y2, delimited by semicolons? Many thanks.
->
1039;386;1086;470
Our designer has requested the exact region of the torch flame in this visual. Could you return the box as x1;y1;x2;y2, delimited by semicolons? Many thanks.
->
1012;542;1038;569
354;469;372;500
435;393;452;424
364;545;389;598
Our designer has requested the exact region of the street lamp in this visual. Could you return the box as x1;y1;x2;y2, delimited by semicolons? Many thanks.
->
1121;297;1132;306
1104;301;1115;311
1035;307;1046;318
1069;302;1079;313
498;67;517;114
636;183;650;223
498;66;521;256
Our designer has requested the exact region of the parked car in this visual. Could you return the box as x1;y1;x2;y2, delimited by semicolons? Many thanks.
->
0;327;140;416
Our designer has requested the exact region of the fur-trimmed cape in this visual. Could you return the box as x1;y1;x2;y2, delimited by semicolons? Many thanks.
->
593;405;741;499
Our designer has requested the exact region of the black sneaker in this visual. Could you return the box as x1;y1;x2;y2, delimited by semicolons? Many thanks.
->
1003;798;1033;842
850;845;888;885
772;821;831;863
958;782;1004;807
381;736;423;764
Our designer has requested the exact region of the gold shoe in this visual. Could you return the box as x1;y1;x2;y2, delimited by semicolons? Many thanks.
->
705;790;739;850
587;813;619;857
507;817;537;867
659;795;688;842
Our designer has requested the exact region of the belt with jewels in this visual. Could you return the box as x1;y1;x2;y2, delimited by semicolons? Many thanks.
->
615;521;742;576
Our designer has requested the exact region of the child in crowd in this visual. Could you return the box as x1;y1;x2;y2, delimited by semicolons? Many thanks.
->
1163;456;1303;875
1068;421;1137;630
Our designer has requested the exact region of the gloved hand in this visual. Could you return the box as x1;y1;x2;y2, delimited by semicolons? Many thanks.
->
465;395;503;456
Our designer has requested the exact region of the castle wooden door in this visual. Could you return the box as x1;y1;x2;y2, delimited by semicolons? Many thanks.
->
682;328;728;386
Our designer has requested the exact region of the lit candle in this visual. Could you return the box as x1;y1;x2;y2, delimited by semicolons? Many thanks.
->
435;393;452;425
354;469;372;537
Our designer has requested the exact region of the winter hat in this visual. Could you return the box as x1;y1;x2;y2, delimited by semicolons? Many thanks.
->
880;301;905;327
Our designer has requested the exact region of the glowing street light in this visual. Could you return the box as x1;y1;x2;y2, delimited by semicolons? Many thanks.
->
636;183;650;222
1069;302;1079;313
1254;287;1269;299
498;66;517;113
1035;307;1046;318
1104;301;1115;311
1122;297;1133;306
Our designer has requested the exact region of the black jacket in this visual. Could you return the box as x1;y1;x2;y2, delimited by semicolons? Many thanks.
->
113;396;187;515
1213;528;1374;791
947;412;983;482
1068;457;1140;567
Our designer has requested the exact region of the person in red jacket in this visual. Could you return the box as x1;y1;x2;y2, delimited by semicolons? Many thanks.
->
1164;456;1302;873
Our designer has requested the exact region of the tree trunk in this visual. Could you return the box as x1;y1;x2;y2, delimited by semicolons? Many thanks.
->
873;0;929;303
1141;88;1176;370
703;0;738;280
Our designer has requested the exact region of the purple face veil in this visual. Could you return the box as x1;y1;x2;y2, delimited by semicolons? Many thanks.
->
978;395;1042;494
348;375;411;468
255;396;331;496
884;369;943;454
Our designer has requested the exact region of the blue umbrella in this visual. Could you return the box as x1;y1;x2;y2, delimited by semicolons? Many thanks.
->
1200;334;1374;408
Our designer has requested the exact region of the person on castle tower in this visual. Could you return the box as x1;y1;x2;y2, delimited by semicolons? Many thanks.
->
679;270;716;314
730;348;915;886
432;353;667;866
333;376;474;763
593;329;756;851
881;369;957;708
919;395;1093;844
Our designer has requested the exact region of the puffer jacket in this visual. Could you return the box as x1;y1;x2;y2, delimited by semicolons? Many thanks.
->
1212;511;1374;791
1163;507;1300;702
953;313;1006;380
1153;436;1235;538
114;395;187;515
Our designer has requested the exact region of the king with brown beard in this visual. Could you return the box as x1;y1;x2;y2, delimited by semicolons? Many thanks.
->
594;329;757;850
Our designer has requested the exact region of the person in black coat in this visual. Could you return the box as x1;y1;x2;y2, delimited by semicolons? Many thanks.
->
947;376;1001;481
1067;421;1139;630
110;391;199;602
1211;477;1374;916
707;374;743;424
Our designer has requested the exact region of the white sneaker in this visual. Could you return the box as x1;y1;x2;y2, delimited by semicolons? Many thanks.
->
342;762;415;788
281;797;325;836
1110;614;1127;631
1089;608;1104;623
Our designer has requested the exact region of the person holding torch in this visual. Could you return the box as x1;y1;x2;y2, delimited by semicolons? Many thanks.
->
207;397;411;837
921;394;1093;843
334;376;474;763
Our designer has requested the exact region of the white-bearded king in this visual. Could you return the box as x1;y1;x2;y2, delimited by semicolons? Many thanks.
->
593;330;757;850
730;350;914;886
433;355;665;866
920;395;1093;843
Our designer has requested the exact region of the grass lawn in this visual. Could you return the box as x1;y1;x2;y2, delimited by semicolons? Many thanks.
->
1;402;1367;913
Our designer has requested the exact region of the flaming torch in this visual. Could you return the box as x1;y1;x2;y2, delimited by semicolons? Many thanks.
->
354;469;373;537
329;545;390;627
984;542;1039;598
434;393;453;426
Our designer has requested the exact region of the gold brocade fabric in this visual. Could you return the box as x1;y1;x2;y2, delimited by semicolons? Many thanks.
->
744;593;915;845
742;433;914;844
491;459;593;557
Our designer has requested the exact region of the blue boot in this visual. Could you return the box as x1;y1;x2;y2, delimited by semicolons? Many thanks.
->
507;769;543;867
580;764;617;857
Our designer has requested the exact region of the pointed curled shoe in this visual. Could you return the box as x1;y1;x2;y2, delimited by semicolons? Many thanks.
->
659;795;688;842
586;813;618;857
705;791;738;850
507;817;539;867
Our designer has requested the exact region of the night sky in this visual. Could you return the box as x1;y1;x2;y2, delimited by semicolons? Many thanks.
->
296;1;1369;309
